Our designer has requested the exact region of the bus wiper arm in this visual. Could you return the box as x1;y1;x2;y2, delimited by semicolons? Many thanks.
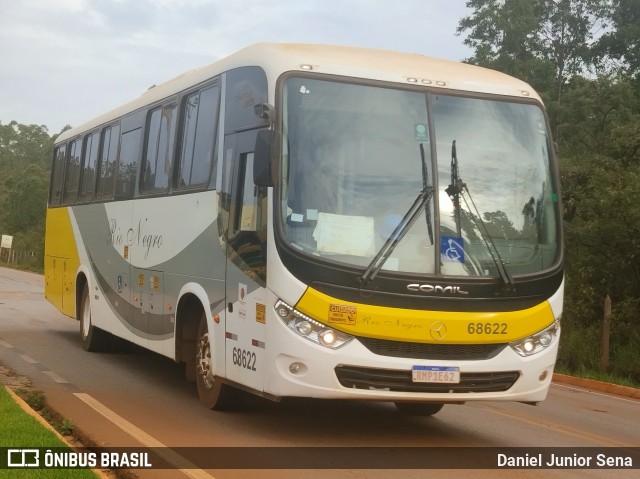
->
447;140;515;293
360;185;434;285
420;143;434;245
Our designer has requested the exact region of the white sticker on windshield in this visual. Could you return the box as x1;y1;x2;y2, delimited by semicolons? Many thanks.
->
306;209;319;221
313;213;375;257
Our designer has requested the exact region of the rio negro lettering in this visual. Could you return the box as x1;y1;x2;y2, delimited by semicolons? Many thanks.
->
109;218;163;260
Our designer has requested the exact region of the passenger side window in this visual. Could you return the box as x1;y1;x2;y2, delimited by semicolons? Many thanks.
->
115;128;141;200
50;145;66;206
96;124;120;200
142;104;177;193
178;85;219;188
63;139;82;204
78;131;99;202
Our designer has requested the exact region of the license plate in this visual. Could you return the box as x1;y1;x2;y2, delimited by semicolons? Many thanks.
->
412;365;460;384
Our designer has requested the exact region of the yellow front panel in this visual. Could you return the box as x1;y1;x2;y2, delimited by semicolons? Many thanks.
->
44;207;80;318
295;287;555;344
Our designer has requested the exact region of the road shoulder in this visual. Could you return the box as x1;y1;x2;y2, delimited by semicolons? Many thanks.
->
553;373;640;399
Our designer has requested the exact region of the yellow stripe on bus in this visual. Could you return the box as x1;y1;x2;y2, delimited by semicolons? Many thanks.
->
295;287;555;344
44;207;80;318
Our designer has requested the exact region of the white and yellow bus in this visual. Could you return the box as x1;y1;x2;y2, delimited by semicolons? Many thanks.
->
45;43;563;415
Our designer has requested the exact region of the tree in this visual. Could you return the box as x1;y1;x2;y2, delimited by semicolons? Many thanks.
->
554;74;637;155
457;0;612;103
458;2;640;381
457;0;556;94
557;76;640;380
0;121;52;169
598;0;640;77
538;0;611;99
0;121;53;261
3;164;48;232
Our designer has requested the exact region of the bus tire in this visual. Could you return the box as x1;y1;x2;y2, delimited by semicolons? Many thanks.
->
79;285;111;352
195;314;240;410
394;402;444;416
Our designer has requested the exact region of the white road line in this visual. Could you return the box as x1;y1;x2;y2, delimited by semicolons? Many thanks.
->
74;393;216;479
19;354;38;364
0;340;14;348
42;371;69;383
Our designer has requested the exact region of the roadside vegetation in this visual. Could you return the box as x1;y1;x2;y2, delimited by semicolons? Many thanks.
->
1;1;639;387
458;0;640;387
0;122;56;274
0;383;97;478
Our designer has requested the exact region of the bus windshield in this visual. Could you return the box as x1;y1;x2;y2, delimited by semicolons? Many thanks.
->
280;77;559;279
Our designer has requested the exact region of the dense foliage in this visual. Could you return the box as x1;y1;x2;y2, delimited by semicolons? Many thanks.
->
0;122;55;265
459;0;640;383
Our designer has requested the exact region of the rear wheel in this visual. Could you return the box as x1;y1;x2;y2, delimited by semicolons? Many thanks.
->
195;314;240;410
394;402;444;416
79;285;111;352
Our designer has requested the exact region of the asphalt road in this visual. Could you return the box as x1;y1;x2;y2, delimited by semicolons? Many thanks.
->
0;266;638;479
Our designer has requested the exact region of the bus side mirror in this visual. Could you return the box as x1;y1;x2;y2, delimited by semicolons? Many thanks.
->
254;129;277;187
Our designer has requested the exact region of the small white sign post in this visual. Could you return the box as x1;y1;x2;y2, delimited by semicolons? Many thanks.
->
1;235;13;263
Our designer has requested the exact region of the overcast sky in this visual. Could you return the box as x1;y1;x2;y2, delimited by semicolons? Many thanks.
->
0;0;473;135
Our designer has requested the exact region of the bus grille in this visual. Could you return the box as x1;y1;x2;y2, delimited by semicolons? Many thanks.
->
335;366;520;393
357;337;507;361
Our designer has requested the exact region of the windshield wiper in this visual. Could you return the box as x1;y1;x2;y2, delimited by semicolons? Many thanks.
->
445;140;515;293
420;143;435;245
360;145;434;285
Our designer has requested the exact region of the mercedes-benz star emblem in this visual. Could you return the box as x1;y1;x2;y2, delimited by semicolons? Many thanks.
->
430;321;447;341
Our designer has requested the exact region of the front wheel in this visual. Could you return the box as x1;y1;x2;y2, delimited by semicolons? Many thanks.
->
394;402;444;416
195;314;241;410
79;285;111;352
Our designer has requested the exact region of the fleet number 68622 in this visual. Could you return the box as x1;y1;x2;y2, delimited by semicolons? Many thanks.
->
467;322;508;335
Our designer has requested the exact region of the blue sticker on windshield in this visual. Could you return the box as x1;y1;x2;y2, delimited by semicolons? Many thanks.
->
441;236;464;263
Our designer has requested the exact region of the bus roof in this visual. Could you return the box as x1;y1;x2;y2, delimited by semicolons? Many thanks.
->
56;42;541;143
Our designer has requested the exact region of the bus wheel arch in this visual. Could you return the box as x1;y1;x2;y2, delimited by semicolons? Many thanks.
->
175;293;203;381
175;291;240;409
75;273;88;321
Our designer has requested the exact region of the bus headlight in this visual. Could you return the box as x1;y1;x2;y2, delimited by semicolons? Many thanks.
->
275;300;353;349
510;320;560;357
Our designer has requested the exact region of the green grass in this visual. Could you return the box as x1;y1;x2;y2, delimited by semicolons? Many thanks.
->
15;390;75;437
554;366;640;389
0;385;97;478
556;321;640;389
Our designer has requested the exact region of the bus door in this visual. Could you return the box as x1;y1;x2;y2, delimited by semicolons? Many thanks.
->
223;130;268;391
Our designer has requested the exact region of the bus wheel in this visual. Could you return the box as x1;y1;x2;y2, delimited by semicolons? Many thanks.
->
79;285;110;352
394;402;444;416
195;315;239;410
